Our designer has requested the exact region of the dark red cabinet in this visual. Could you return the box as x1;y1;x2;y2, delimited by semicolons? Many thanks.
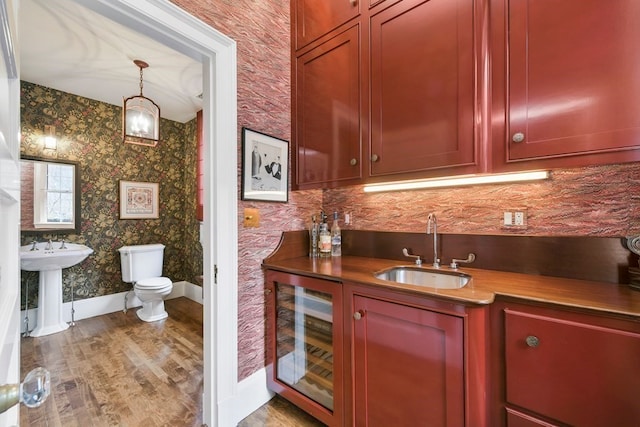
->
344;282;490;426
350;293;464;425
293;24;362;189
293;0;359;50
369;0;479;179
492;0;640;170
495;301;640;426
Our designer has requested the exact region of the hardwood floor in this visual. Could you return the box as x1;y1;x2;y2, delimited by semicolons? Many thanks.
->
20;297;325;426
21;297;203;426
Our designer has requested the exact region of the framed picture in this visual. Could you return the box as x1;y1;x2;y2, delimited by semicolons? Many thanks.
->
119;180;159;219
241;127;289;202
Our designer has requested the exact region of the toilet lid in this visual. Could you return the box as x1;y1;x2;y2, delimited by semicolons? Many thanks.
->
135;277;172;289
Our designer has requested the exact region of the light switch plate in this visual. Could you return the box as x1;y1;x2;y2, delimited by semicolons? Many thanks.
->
243;208;260;228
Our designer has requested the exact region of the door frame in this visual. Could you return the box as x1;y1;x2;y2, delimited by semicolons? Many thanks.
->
78;2;239;425
11;0;239;425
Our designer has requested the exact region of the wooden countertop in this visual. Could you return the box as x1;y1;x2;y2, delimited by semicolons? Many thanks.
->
263;255;640;319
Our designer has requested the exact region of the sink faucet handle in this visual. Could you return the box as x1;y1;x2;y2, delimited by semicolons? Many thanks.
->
402;248;422;265
450;253;476;269
30;240;38;251
59;239;67;249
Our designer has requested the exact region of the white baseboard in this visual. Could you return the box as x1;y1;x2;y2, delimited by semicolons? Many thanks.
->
21;280;202;334
218;367;274;426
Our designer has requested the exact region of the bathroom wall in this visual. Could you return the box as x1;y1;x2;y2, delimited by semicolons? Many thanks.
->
20;81;202;308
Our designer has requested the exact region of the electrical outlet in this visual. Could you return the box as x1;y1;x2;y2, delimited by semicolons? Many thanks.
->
502;209;527;228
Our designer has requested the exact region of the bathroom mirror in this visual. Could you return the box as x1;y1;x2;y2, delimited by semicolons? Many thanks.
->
20;156;81;235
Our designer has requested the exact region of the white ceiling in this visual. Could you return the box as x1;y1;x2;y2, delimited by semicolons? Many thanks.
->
19;0;203;123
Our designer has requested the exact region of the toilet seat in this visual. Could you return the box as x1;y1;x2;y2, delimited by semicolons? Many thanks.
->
135;277;172;289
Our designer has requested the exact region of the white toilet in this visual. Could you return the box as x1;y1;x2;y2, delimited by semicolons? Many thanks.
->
118;244;173;322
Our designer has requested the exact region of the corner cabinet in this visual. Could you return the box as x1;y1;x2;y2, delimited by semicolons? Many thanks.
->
291;0;484;190
293;24;363;189
265;271;345;426
492;300;640;426
491;0;640;171
344;282;490;426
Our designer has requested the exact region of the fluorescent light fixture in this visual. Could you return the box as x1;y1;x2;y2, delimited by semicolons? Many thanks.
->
363;170;550;193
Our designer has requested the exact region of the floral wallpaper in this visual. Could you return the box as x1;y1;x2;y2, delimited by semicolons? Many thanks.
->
20;81;202;309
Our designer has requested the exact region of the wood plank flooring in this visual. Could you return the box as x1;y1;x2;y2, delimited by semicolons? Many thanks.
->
19;297;325;427
21;297;203;427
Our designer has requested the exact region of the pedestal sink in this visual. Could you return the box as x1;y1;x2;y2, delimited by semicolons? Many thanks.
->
20;242;93;337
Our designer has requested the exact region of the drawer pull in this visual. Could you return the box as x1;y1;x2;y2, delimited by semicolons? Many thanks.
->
525;335;539;347
353;310;364;320
371;154;380;162
350;158;358;166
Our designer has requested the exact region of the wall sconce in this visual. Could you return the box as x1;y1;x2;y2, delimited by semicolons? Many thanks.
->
43;125;57;150
363;170;550;193
123;59;160;147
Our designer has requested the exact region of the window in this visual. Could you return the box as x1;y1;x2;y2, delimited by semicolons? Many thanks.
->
33;162;75;228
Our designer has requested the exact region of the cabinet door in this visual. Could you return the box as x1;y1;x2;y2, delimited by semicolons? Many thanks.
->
496;0;640;165
352;294;464;426
504;308;640;426
265;271;344;426
294;25;362;189
369;0;478;179
293;0;359;50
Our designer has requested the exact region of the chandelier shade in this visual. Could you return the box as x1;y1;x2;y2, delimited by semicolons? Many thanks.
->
123;60;160;146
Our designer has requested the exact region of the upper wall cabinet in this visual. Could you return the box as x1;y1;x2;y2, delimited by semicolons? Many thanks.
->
491;0;640;171
291;0;484;190
368;0;480;180
293;0;360;50
293;24;362;189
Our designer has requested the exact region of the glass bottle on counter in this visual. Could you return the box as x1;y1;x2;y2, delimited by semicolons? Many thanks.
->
319;222;331;258
331;212;341;257
309;215;319;258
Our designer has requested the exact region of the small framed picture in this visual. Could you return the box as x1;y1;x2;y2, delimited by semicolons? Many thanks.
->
119;180;159;219
241;127;289;202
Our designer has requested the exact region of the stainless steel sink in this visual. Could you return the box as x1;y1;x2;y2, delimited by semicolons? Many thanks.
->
375;266;470;289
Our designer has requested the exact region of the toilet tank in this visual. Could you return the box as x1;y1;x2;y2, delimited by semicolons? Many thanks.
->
118;244;165;282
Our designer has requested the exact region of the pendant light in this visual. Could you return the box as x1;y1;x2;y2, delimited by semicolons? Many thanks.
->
123;59;160;146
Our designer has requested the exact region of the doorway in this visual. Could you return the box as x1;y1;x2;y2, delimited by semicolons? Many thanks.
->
6;1;239;425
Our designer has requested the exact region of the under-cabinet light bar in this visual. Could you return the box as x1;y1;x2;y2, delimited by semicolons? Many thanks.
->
363;170;550;193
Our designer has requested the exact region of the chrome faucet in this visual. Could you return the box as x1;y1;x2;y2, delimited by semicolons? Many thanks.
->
45;239;53;251
30;240;38;251
427;213;439;268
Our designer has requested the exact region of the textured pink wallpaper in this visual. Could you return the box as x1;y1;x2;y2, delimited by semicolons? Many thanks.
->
323;162;640;237
172;0;640;383
170;0;322;381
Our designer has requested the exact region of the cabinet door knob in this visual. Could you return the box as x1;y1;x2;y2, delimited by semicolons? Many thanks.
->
512;132;525;143
525;335;539;347
349;0;357;5
350;158;358;166
353;310;364;320
370;154;379;162
265;289;272;295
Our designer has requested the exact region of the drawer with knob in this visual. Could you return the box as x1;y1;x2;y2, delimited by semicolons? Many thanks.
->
503;306;640;426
